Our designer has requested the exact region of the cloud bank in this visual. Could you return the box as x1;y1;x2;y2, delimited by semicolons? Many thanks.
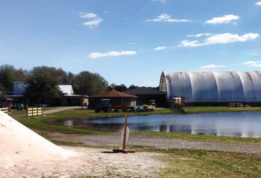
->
179;33;259;47
206;14;239;24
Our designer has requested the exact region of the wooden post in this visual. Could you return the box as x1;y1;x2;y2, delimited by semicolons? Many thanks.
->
122;115;128;150
113;115;135;153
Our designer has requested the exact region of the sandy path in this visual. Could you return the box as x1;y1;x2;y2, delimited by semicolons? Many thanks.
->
0;146;164;178
46;133;261;154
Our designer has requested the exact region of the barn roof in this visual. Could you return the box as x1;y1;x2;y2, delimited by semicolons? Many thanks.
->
91;90;137;98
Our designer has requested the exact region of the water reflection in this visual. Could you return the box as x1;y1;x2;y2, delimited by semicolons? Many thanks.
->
63;112;261;138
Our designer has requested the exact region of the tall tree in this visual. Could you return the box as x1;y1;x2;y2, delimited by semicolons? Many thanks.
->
32;66;69;84
25;73;62;105
0;65;28;93
72;71;108;96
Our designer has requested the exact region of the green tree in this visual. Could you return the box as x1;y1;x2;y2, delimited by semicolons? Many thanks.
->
32;66;70;84
0;65;28;93
25;73;62;105
72;71;108;96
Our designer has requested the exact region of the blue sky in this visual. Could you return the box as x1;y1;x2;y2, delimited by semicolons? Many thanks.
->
0;0;261;87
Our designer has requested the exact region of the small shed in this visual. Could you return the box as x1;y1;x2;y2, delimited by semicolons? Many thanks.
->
124;87;167;107
58;85;89;106
89;90;137;109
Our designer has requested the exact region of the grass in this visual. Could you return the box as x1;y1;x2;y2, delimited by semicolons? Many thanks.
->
68;144;261;177
135;148;259;178
19;117;113;135
44;106;261;122
108;145;261;178
157;148;261;178
133;131;261;145
44;108;177;122
9;106;60;117
185;106;261;113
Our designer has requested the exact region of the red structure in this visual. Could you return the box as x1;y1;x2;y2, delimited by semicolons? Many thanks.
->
89;90;137;109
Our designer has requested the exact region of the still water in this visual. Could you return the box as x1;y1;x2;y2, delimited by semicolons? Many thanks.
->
64;112;261;138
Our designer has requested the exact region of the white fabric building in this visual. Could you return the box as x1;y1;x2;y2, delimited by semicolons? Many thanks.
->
160;71;261;103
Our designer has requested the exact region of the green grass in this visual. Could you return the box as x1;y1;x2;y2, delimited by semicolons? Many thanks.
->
44;108;177;122
133;131;261;145
18;117;112;135
9;106;60;117
44;106;261;122
69;145;261;177
156;148;261;178
185;106;261;113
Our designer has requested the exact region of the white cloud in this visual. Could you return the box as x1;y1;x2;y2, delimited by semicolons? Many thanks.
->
89;51;137;58
205;33;259;44
79;12;102;28
147;13;191;23
79;12;97;18
179;33;259;47
186;33;212;38
154;46;167;51
206;14;239;24
179;40;203;47
83;18;103;28
255;1;261;6
243;60;261;67
152;0;166;3
201;64;226;69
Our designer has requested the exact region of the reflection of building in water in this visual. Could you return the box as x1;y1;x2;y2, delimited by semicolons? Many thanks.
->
160;124;192;134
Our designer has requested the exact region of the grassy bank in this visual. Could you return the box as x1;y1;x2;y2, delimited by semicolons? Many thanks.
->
45;106;261;122
185;106;261;113
44;108;177;122
133;131;261;145
19;117;112;135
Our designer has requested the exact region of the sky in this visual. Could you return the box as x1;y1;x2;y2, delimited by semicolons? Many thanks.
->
0;0;261;87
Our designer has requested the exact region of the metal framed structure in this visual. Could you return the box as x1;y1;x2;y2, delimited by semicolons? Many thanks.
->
160;71;261;104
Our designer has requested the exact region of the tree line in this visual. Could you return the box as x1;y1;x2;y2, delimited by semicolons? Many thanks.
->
0;65;154;105
0;65;108;105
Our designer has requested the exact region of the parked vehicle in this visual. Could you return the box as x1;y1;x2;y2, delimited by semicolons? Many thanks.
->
114;104;129;112
95;99;112;112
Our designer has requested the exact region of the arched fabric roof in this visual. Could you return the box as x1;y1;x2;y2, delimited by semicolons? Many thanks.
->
159;71;261;103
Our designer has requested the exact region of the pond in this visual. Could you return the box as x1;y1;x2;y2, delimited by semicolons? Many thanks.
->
64;112;261;138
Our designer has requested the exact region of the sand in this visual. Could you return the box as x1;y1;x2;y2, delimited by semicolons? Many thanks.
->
0;111;164;177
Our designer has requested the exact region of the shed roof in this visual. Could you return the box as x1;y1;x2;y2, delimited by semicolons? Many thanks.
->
58;85;74;96
91;90;137;98
125;87;166;95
